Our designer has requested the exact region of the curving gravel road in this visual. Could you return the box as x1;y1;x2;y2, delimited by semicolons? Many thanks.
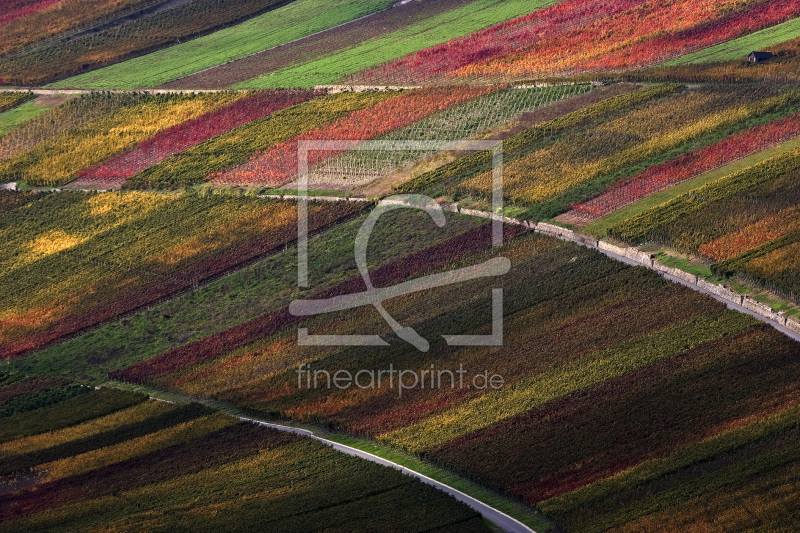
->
238;417;537;533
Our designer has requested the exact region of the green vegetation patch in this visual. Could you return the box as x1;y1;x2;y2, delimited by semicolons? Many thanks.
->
48;0;394;89
665;16;800;65
234;0;556;88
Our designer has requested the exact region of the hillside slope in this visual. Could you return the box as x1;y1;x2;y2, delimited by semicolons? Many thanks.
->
2;0;800;531
0;375;489;532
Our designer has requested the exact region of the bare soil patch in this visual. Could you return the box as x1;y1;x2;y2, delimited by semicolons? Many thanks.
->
32;94;73;107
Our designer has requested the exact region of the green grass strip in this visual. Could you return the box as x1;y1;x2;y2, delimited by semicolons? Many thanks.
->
234;0;556;89
586;135;800;237
0;100;52;138
47;0;393;90
381;310;756;453
606;145;800;243
665;17;800;65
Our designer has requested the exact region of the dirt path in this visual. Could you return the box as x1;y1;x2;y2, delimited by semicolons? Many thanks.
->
31;94;73;107
0;88;231;95
120;384;540;533
243;417;537;533
159;0;476;89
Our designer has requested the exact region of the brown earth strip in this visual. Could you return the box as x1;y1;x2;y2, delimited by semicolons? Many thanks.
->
159;0;475;89
31;94;73;107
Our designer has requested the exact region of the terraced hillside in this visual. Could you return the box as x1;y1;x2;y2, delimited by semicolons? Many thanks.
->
47;0;549;89
3;199;798;531
3;0;800;530
359;0;800;85
19;82;798;203
398;83;800;219
0;86;588;190
0;374;488;532
0;92;242;187
0;0;359;86
642;33;800;85
0;191;364;359
31;0;800;89
606;147;800;305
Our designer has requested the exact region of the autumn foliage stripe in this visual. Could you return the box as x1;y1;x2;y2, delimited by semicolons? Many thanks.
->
210;86;495;186
74;90;317;189
361;0;800;83
569;111;800;221
109;223;525;382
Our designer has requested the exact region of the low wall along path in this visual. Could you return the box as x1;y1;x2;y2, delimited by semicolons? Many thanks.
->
386;199;800;342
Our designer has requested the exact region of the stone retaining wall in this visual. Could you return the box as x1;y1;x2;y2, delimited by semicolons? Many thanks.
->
652;262;698;285
597;241;628;257
535;222;574;239
742;296;786;323
533;221;793;335
696;279;744;305
381;200;799;340
625;248;654;267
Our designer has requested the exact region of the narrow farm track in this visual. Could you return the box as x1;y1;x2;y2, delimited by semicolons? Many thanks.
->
116;385;540;533
0;88;243;95
243;417;538;533
0;82;590;96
